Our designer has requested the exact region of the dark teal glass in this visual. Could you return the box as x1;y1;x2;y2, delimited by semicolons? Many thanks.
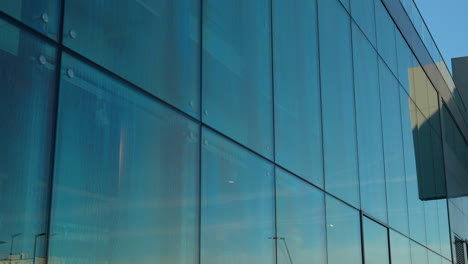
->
201;128;275;263
276;168;326;264
0;18;57;262
62;0;201;118
380;60;409;234
319;0;359;208
375;1;397;75
363;217;390;264
401;90;427;245
339;0;350;12
202;0;273;159
353;24;387;223
273;0;323;186
0;0;60;39
326;196;362;264
351;0;376;46
396;32;415;93
49;54;200;264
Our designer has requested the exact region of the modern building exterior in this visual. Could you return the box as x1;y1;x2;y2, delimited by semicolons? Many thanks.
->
0;0;467;263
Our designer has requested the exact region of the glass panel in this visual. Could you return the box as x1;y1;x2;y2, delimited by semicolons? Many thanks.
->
389;230;411;264
401;90;427;244
62;0;201;117
380;61;409;234
416;109;436;200
49;54;200;264
428;250;443;264
425;200;442;254
438;200;452;260
396;32;414;93
272;0;323;186
338;0;350;12
0;0;60;39
363;217;389;264
427;83;441;135
351;0;376;46
375;0;397;75
411;241;429;264
202;0;273;159
201;128;275;264
276;168;326;264
326;195;362;264
319;0;359;207
0;18;57;263
353;24;387;222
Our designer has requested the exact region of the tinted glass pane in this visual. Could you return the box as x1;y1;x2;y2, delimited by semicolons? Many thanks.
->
338;0;350;12
326;196;362;264
353;24;387;222
203;0;273;159
276;168;326;264
201;128;275;263
49;54;200;264
428;250;443;264
375;1;397;75
363;217;389;264
62;0;201;117
425;200;442;254
319;0;359;207
438;200;452;260
351;0;376;46
401;90;427;244
380;61;409;234
411;241;429;264
0;0;60;39
0;18;57;262
390;230;411;264
273;0;322;186
396;32;414;93
379;60;412;234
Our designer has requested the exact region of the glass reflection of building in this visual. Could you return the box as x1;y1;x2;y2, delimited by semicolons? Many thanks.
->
0;0;467;264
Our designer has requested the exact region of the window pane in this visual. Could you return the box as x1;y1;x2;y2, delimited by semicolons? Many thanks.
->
380;60;409;234
276;168;326;264
0;18;57;262
428;250;443;264
353;24;387;222
389;230;411;264
0;0;60;39
49;54;200;264
375;1;397;75
363;217;389;264
338;0;350;12
201;128;275;264
396;32;415;93
319;0;359;207
273;0;323;186
425;200;442;254
401;89;427;244
351;0;376;46
438;200;452;260
326;195;362;264
202;0;273;159
62;0;201;117
411;241;429;264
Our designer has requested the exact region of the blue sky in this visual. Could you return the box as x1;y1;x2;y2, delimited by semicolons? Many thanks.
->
415;0;468;72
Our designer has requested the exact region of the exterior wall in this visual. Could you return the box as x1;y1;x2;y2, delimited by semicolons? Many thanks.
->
0;0;466;263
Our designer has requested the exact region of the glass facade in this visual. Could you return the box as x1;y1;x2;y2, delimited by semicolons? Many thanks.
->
1;0;467;263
